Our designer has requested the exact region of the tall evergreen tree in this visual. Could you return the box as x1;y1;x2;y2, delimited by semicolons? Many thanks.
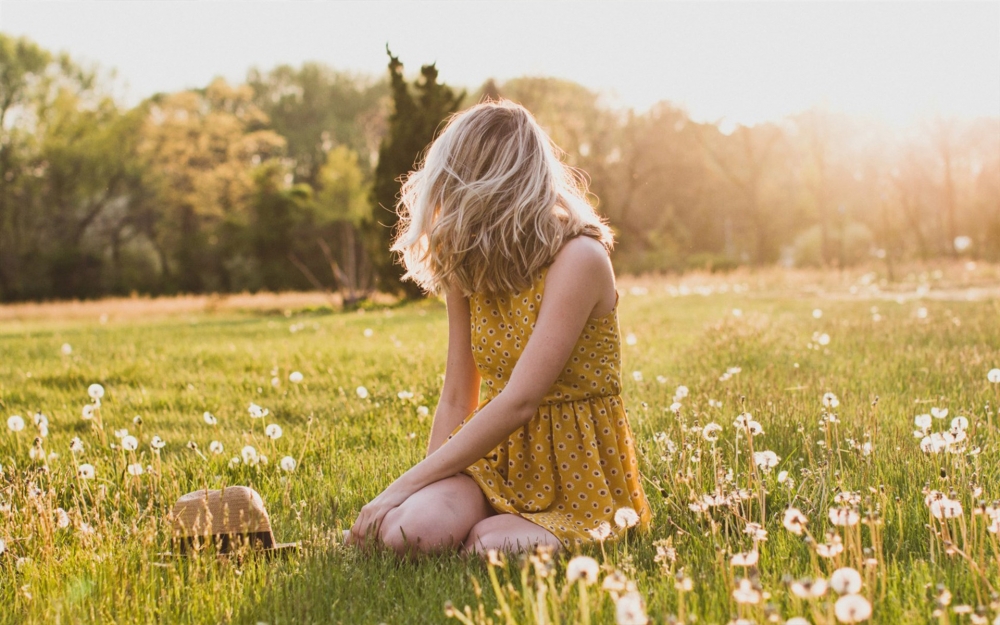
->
366;47;464;298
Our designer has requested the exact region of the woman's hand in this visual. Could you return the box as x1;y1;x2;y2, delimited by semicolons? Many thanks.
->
347;480;414;548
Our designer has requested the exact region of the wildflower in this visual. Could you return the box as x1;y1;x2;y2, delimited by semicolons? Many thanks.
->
82;405;95;420
675;385;689;399
834;594;872;622
417;406;430;418
823;392;840;409
127;463;143;476
815;535;845;558
834;491;861;506
289;371;304;383
787;619;811;625
363;328;374;338
69;438;84;454
830;567;862;594
356;386;369;399
615;507;640;529
566;556;600;585
929;498;963;520
732;578;762;604
950;416;969;431
790;577;828;599
229;456;241;468
744;522;768;541
602;570;630;593
632;371;643;382
914;414;932;430
119;435;137;451
988;368;1000;383
88;384;105;400
241;445;259;466
588;522;612;541
780;507;807;535
280;456;297;472
7;415;25;432
0;539;5;555
203;412;217;425
209;441;224;454
656;375;667;384
54;508;70;529
829;508;860;527
265;424;283;440
61;343;73;355
813;308;823;318
817;333;831;346
132;415;143;425
931;407;948;419
920;433;948;454
754;450;780;471
271;376;280;388
730;550;759;566
150;436;166;450
653;538;677;565
615;591;648;625
78;464;95;480
397;390;414;400
248;403;269;419
703;423;722;442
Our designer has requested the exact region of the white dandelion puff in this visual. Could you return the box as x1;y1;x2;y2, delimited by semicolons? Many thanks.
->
830;568;863;595
127;463;143;476
265;423;283;440
78;464;95;480
289;371;304;383
121;435;138;451
834;594;872;622
566;556;599;585
88;384;105;400
614;507;640;529
280;456;297;472
209;441;224;455
356;386;369;399
7;415;25;432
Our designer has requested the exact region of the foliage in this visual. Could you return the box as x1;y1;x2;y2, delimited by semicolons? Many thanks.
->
366;48;465;298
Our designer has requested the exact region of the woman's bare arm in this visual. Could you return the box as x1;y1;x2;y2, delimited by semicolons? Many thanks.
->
425;289;481;456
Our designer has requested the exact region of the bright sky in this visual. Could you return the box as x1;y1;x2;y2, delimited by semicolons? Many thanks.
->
1;1;997;128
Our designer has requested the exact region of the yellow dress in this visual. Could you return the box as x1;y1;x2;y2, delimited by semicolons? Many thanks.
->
447;264;653;548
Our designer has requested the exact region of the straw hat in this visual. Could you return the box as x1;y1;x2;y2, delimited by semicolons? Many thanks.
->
168;486;299;555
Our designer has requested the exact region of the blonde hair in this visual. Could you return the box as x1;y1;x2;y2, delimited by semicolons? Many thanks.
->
391;99;614;296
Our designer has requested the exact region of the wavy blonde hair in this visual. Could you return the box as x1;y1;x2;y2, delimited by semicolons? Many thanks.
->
391;99;614;296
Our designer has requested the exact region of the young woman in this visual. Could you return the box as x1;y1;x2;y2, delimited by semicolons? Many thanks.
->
348;99;651;555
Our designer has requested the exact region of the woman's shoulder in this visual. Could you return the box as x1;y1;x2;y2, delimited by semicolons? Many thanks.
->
550;235;612;273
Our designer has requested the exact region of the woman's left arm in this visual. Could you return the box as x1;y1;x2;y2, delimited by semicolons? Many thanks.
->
349;238;616;544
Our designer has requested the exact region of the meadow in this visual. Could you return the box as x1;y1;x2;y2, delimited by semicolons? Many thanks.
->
2;264;1000;625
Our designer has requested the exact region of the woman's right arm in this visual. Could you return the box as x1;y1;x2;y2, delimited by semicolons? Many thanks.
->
425;288;481;456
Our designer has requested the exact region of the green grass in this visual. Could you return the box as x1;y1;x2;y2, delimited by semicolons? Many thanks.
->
2;274;999;624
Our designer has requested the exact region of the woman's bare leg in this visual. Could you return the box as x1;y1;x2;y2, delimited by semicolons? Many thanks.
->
461;513;563;555
377;474;495;557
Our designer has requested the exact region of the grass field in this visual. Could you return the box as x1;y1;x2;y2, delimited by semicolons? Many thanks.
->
2;265;1000;624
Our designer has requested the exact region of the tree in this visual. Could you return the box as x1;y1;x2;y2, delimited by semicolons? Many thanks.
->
366;48;464;297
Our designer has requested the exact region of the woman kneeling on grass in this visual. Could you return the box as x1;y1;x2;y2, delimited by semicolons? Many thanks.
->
347;99;652;556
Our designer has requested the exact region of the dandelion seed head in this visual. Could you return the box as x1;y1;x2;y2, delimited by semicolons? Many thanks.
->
280;456;297;472
265;424;283;440
289;371;304;383
81;404;95;420
61;343;72;355
127;463;143;476
702;422;722;442
566;556;600;585
248;403;269;419
988;368;1000;384
121;436;138;451
88;384;105;400
614;507;640;529
78;464;95;480
830;567;863;595
7;415;25;432
834;594;872;623
356;386;369;399
150;436;166;450
209;441;224;454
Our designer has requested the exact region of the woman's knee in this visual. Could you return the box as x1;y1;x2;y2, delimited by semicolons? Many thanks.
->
379;505;464;556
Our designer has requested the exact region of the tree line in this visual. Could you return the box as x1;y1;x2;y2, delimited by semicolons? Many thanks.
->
1;34;997;302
